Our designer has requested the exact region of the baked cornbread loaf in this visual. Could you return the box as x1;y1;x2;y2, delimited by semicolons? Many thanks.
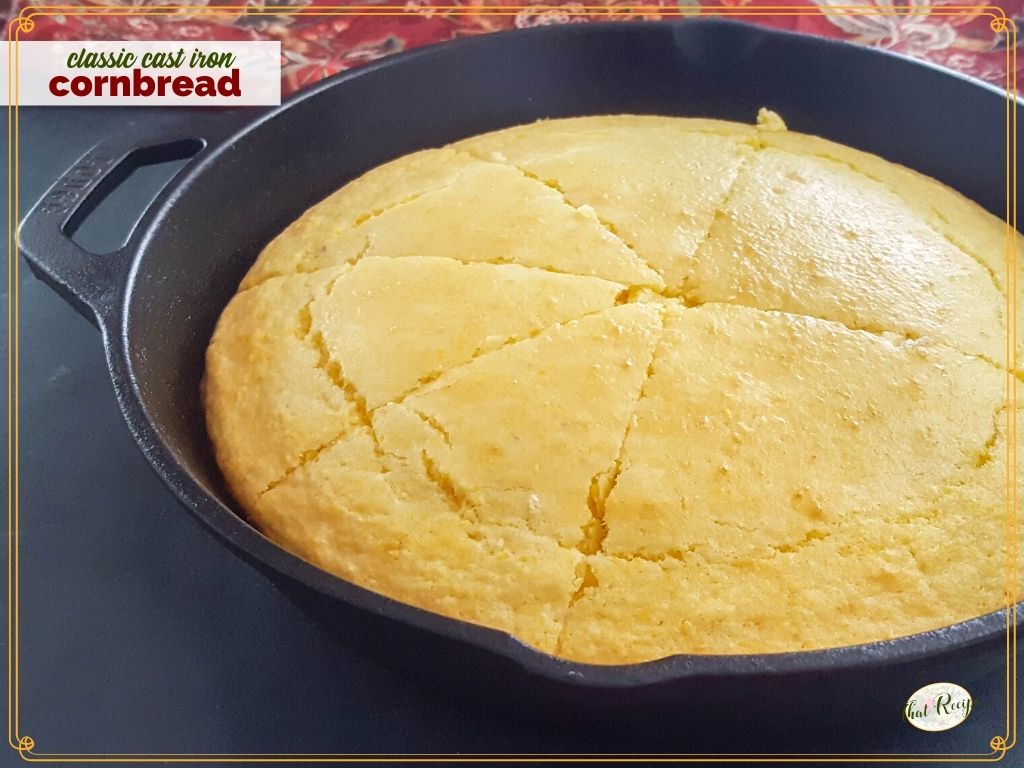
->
205;111;1020;664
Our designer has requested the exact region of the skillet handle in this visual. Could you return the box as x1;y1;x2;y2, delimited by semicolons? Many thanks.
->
18;127;216;328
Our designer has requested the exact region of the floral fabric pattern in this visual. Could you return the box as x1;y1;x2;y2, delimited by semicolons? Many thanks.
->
7;0;1022;96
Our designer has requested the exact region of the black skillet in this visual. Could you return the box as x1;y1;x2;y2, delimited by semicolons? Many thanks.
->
19;19;1022;721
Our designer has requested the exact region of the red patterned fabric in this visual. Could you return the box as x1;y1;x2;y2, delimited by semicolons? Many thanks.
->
8;1;1022;96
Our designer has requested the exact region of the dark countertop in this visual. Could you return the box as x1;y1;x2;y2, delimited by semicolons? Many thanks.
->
9;105;1018;763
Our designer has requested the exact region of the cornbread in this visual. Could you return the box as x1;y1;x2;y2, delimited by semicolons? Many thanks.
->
205;112;1020;664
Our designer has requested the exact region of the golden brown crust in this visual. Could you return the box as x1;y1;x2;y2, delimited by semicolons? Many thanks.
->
206;113;1019;663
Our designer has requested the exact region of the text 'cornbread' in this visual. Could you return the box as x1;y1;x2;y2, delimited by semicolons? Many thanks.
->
205;112;1020;664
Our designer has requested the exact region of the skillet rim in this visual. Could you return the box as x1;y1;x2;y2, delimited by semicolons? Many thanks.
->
109;18;1021;688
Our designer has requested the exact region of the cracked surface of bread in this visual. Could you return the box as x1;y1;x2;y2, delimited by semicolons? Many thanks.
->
373;303;664;546
246;153;661;290
600;303;1003;559
205;113;1018;664
688;148;1003;360
313;256;628;409
561;419;1014;662
454;117;755;290
204;266;358;509
253;428;583;652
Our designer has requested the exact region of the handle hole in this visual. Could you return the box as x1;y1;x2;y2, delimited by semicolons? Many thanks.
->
65;138;205;255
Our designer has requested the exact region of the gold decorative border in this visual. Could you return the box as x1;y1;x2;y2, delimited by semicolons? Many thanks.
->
5;3;1019;762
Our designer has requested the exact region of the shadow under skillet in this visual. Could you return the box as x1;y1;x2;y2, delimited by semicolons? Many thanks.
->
12;105;1016;761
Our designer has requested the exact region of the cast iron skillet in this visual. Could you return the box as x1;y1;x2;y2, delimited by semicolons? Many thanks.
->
19;20;1023;718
